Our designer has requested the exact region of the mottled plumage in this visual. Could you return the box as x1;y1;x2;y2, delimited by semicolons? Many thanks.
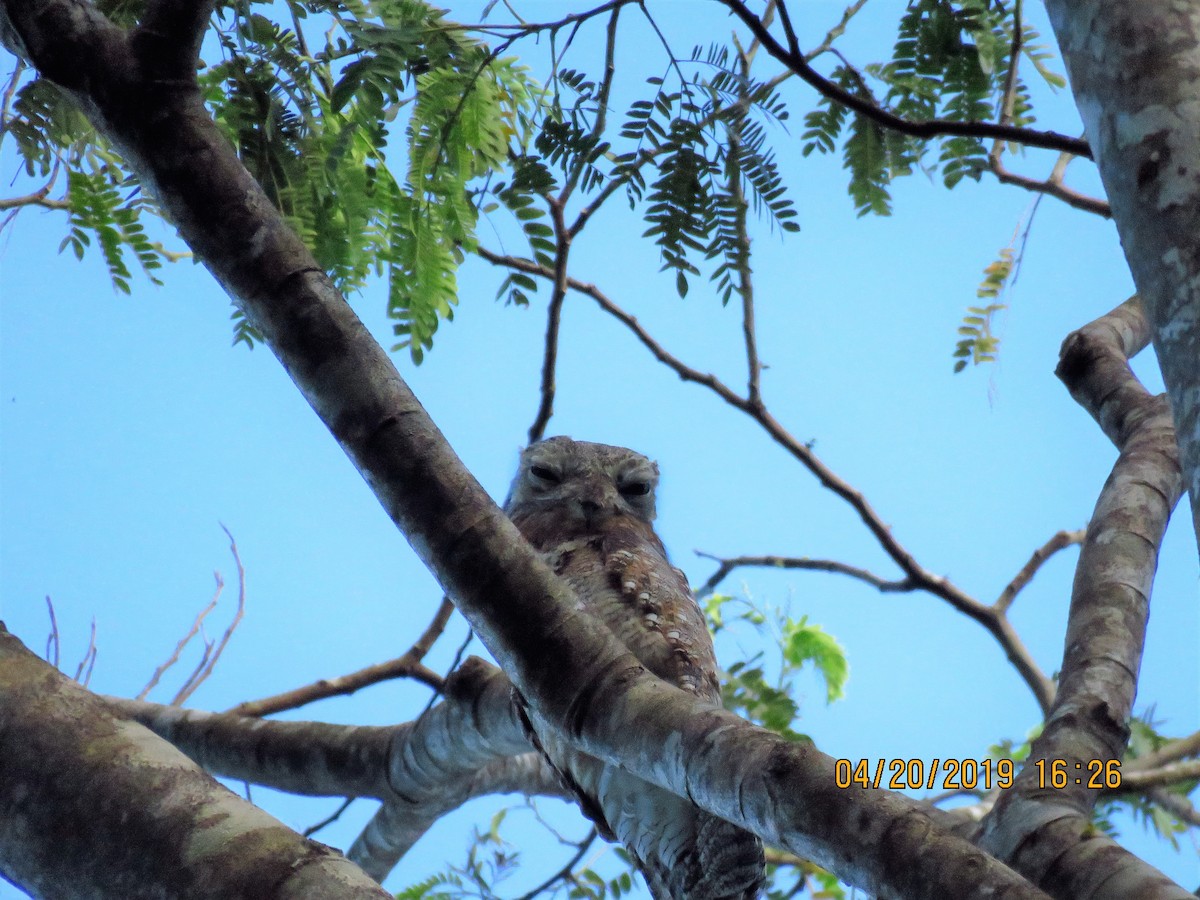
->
505;437;764;900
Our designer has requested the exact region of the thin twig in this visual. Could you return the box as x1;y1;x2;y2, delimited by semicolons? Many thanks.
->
527;196;570;444
695;551;913;599
994;528;1085;614
729;25;763;407
137;576;222;700
304;798;356;838
558;6;620;203
718;0;1092;158
227;597;453;717
44;595;59;668
73;618;97;686
512;828;599;900
172;525;247;705
424;625;476;716
988;153;1111;217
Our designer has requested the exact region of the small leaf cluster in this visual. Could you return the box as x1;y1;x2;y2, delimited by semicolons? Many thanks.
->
706;593;847;741
953;244;1011;372
3;74;174;291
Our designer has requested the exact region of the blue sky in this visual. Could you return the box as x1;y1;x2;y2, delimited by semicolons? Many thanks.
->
1;1;1197;895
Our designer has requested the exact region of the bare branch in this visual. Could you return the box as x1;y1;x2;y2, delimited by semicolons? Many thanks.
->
1117;759;1200;793
0;184;69;211
43;595;59;667
138;574;221;701
993;528;1085;614
72;617;97;686
172;525;246;705
303;797;356;838
695;551;913;599
228;597;453;717
728;37;763;407
988;152;1112;217
718;0;1092;158
527;197;570;444
512;828;599;900
1127;730;1200;773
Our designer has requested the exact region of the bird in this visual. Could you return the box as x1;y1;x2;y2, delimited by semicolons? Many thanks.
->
503;436;765;900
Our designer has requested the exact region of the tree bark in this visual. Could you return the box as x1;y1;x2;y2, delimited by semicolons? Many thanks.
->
0;627;392;900
1045;0;1200;548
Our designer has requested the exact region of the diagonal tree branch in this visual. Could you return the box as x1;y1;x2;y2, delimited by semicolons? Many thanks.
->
993;528;1086;614
0;627;392;899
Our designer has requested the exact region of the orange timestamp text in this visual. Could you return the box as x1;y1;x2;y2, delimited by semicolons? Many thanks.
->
833;757;1123;790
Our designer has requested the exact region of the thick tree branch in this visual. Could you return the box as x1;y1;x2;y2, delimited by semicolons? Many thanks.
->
977;297;1187;898
349;753;567;881
1045;0;1200;544
133;0;215;81
109;656;531;802
0;627;391;899
718;0;1093;159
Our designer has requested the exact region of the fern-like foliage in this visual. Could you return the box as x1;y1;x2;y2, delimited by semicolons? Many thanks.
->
798;0;1070;214
953;244;1012;372
3;0;541;360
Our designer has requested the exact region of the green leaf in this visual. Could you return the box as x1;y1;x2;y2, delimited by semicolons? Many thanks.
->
783;616;849;703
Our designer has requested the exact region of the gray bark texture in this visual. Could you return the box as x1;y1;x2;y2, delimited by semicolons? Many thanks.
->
976;299;1189;899
0;627;392;900
1045;0;1200;548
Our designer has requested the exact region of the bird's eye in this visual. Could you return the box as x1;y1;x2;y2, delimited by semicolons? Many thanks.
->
619;481;651;497
530;465;560;483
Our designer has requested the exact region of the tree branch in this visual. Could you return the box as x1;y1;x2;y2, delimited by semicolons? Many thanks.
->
696;551;914;598
132;0;215;81
227;597;452;717
349;753;568;882
0;627;391;898
977;297;1187;896
993;528;1085;614
717;0;1093;159
1126;730;1200;773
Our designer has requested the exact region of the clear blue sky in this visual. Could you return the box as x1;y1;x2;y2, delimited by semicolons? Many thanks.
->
1;2;1196;895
